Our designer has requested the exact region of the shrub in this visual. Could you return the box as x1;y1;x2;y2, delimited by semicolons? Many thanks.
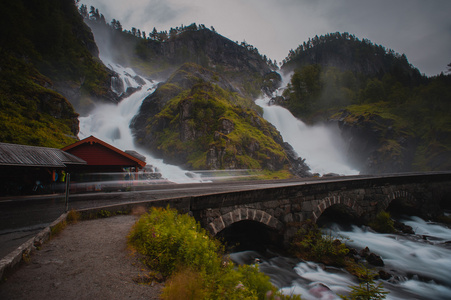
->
129;206;300;299
291;220;349;267
340;264;388;300
128;206;223;277
97;210;112;218
161;268;206;300
369;211;395;233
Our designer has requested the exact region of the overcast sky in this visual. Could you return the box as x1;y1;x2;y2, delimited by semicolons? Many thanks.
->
81;0;451;76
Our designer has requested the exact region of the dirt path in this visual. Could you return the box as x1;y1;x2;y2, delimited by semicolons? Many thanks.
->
0;215;162;299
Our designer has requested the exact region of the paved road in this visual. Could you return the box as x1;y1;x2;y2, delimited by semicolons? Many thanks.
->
1;172;437;259
0;176;357;259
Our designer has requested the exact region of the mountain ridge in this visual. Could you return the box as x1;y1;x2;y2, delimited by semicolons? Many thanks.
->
1;0;449;175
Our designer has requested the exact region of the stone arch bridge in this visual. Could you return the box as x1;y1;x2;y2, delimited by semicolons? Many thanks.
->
82;172;451;244
187;173;451;244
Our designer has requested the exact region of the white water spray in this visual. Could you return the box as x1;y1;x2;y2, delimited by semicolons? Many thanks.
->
231;217;451;300
256;97;358;175
78;62;201;183
330;218;451;300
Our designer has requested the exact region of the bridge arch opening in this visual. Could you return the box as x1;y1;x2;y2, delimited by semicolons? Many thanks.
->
216;220;283;252
386;198;421;218
316;204;363;228
385;191;421;218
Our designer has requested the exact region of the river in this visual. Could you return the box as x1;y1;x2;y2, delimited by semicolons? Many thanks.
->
230;216;451;300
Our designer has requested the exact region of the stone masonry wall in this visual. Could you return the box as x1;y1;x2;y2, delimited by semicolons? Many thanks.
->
192;174;451;244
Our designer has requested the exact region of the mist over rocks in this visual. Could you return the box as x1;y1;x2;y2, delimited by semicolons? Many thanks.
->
85;18;281;98
328;109;417;174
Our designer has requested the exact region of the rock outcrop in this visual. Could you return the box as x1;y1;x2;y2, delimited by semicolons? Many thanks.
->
329;109;417;174
131;63;310;177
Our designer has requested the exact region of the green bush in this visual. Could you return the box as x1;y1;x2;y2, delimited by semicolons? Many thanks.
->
129;206;301;299
128;206;223;277
291;220;349;267
369;211;395;233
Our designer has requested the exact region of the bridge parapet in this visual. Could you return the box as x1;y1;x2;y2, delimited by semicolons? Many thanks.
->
191;172;451;244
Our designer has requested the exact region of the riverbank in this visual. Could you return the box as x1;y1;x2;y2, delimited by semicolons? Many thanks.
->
0;215;162;299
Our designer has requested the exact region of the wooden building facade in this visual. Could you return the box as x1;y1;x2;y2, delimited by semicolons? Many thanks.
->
0;136;147;196
61;136;146;172
0;142;86;195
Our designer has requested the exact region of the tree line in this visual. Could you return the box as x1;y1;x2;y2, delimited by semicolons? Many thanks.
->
77;3;278;70
282;32;414;72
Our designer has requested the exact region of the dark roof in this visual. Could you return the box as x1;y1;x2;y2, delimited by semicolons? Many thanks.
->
62;136;146;168
0;142;86;168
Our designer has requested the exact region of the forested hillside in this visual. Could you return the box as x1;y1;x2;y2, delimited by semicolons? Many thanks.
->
280;32;451;173
79;4;311;177
0;0;113;147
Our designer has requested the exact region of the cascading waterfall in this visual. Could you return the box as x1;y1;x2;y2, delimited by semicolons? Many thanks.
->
256;97;358;176
255;70;358;176
78;60;201;183
231;217;451;300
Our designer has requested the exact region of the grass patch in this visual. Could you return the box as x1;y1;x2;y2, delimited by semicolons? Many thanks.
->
50;220;67;237
66;209;80;224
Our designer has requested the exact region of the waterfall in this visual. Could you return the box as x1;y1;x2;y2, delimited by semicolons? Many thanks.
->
78;61;202;183
256;98;358;176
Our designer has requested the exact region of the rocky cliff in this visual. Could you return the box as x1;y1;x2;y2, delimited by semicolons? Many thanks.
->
329;109;417;174
131;63;310;177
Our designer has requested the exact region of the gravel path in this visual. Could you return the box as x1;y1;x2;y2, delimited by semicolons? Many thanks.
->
0;215;163;299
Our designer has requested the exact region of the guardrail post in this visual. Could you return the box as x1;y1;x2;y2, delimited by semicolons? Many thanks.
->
65;173;71;212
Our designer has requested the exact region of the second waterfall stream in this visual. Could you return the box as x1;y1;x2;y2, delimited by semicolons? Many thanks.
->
255;97;358;176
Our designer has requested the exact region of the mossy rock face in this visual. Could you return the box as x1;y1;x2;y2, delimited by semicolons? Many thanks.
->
0;54;78;147
0;0;115;147
132;63;292;174
329;106;416;174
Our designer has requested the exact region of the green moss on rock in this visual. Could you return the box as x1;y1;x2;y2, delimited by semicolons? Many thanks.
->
132;64;291;175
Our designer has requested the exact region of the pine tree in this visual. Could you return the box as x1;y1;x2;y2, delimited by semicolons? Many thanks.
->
116;20;122;31
340;265;388;300
151;27;158;40
79;4;88;19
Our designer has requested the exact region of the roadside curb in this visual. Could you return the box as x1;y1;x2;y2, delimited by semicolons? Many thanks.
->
0;197;190;281
0;213;68;280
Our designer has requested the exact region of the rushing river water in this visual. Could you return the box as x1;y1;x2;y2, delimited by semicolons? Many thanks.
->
230;216;451;300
